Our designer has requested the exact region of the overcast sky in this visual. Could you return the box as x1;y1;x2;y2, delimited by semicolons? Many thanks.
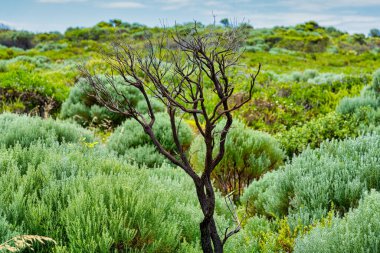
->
0;0;379;34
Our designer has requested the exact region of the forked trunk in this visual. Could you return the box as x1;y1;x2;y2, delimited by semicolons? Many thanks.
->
199;215;223;253
196;178;224;253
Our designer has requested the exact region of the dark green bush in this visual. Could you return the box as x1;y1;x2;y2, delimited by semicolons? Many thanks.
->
107;112;193;167
0;113;93;148
0;30;34;49
60;75;164;128
0;142;230;252
242;135;380;224
294;190;380;253
190;120;284;197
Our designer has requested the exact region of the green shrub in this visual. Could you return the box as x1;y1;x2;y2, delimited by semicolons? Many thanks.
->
294;190;380;253
190;120;284;197
60;75;164;128
0;142;230;252
276;112;358;156
0;113;93;148
0;70;69;103
242;135;380;224
107;112;193;167
225;216;275;252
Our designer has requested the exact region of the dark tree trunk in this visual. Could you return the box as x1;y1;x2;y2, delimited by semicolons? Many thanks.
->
196;177;224;253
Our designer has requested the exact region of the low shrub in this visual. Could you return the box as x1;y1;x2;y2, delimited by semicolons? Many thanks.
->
0;142;230;252
0;113;93;148
190;120;284;197
336;96;378;115
276;112;358;157
294;190;380;253
107;112;193;167
242;135;380;225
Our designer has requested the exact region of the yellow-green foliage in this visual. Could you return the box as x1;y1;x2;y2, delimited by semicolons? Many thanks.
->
276;112;358;156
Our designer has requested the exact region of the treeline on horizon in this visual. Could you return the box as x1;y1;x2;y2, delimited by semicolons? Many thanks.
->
0;19;380;52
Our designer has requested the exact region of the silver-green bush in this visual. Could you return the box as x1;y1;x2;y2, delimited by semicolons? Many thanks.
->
0;142;230;252
242;135;380;224
294;190;380;253
0;113;93;147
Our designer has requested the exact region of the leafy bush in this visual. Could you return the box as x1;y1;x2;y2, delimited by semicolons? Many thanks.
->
0;142;230;252
107;112;193;167
0;70;69;103
276;112;358;156
0;113;93;148
190;120;284;197
294;190;380;253
60;75;164;128
242;135;380;224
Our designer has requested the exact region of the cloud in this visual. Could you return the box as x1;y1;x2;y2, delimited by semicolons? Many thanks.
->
37;0;87;3
156;0;192;10
100;1;146;8
279;0;380;11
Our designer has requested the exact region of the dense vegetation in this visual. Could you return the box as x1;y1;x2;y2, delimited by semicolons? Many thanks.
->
0;19;380;252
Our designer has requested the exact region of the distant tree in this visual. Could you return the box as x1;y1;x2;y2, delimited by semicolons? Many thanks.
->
220;18;230;27
369;28;380;37
80;23;261;253
110;19;122;27
96;21;112;28
353;33;366;44
0;30;34;49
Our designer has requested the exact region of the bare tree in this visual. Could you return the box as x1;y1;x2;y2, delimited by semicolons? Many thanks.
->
79;23;260;253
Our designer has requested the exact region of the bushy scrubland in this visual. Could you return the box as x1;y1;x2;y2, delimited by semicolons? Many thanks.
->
0;116;232;252
1;19;380;252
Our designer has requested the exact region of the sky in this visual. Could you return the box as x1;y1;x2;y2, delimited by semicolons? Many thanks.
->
0;0;379;34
